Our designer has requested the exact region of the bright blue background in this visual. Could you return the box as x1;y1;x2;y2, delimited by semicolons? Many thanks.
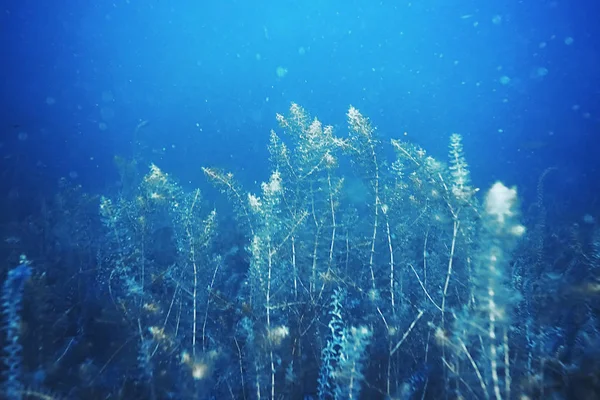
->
2;0;598;210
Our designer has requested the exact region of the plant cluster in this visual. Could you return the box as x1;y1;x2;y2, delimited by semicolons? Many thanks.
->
1;104;599;399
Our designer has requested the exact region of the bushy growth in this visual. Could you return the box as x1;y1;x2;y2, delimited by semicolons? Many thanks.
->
98;163;220;397
2;103;597;399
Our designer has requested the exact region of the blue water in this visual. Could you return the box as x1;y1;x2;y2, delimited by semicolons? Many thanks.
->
1;1;599;399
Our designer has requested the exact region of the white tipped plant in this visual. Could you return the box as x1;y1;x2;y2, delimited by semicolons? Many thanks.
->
449;133;476;202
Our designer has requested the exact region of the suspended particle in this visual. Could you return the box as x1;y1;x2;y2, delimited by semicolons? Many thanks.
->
276;66;288;78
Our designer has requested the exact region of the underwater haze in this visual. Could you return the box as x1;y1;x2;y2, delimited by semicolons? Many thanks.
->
1;1;599;399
